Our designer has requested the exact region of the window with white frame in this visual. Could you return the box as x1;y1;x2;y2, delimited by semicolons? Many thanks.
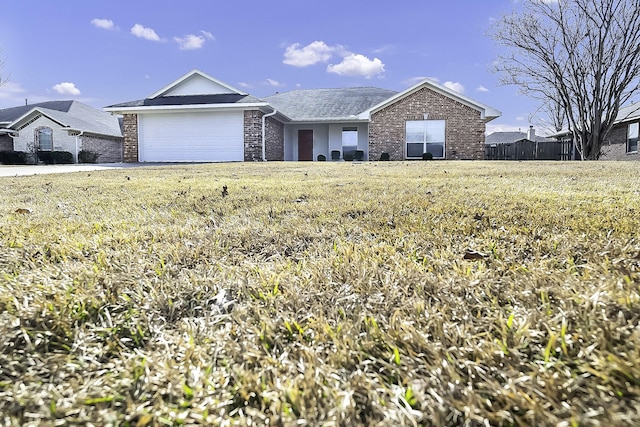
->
342;127;358;159
628;122;639;153
406;120;445;159
35;127;53;151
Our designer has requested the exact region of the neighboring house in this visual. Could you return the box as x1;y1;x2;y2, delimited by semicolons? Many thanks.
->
548;102;640;160
485;126;554;145
601;102;640;160
0;100;123;163
105;69;501;162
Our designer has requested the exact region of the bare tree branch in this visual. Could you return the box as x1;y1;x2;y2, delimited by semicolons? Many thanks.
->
490;0;640;159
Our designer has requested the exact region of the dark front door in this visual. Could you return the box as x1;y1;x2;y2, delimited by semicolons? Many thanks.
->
298;130;313;161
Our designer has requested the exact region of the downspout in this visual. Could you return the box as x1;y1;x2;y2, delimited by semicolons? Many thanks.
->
74;131;84;163
261;108;277;161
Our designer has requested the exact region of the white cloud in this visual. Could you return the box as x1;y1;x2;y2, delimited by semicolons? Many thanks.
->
283;41;335;67
0;82;26;100
237;82;252;89
486;123;525;134
443;81;465;93
200;30;215;40
476;85;489;93
52;82;81;96
131;24;162;41
266;78;285;87
327;54;385;78
175;34;206;50
91;18;115;30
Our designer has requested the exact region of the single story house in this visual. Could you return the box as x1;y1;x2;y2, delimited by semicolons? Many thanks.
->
549;102;640;160
0;100;123;163
485;126;554;145
104;69;501;162
601;102;640;160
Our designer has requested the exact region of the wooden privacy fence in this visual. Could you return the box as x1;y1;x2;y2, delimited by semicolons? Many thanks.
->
485;140;576;160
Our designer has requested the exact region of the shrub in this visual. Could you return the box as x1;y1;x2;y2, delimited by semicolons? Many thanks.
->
379;152;390;161
0;151;29;165
343;153;354;161
355;150;364;161
317;154;326;162
422;152;433;160
78;150;99;163
38;151;74;164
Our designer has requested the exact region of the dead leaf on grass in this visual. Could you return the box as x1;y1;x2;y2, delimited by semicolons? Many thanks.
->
14;208;32;215
463;249;489;260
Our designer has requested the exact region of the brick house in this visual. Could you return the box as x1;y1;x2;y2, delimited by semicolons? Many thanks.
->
0;101;123;163
601;102;640;160
105;69;501;162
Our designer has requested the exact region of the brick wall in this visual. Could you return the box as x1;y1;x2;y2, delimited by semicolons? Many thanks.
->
601;122;640;161
0;135;12;151
81;135;123;163
122;114;139;163
244;111;285;161
244;111;262;161
369;86;486;160
265;116;284;161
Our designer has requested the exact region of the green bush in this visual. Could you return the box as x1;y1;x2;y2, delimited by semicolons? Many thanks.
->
38;151;74;164
422;152;433;160
379;152;390;161
0;151;29;165
78;150;99;163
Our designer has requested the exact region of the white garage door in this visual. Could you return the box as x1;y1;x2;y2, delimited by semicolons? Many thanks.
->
138;111;244;162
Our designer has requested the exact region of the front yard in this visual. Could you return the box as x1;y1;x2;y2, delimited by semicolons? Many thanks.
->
1;161;639;426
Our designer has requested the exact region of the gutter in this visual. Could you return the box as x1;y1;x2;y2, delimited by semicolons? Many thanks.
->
261;108;277;161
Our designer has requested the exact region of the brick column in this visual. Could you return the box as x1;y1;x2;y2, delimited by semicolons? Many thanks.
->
122;114;139;163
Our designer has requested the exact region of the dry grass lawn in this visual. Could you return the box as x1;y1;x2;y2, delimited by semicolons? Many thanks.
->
0;161;639;426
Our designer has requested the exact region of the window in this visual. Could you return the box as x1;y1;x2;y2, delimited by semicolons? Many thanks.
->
628;122;639;153
36;127;53;151
406;120;445;159
342;127;358;159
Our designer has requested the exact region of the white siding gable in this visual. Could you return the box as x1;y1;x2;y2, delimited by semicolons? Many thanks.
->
164;74;237;96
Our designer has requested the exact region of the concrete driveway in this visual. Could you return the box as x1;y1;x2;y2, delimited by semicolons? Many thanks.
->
0;163;155;177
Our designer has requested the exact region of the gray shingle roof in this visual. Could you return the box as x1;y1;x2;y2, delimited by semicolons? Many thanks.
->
0;100;122;138
486;131;554;144
0;100;74;124
264;87;398;121
106;94;264;109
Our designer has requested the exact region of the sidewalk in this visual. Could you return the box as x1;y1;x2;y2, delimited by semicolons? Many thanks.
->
0;163;148;177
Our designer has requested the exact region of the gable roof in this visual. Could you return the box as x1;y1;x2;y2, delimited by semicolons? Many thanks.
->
264;87;398;121
0;100;122;138
360;78;501;122
149;69;248;98
0;100;74;125
106;94;264;109
615;101;640;123
105;69;268;113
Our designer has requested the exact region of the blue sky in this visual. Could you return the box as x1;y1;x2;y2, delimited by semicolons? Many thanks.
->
0;0;540;134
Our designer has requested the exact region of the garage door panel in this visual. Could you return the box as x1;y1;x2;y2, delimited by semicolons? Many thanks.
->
139;111;244;162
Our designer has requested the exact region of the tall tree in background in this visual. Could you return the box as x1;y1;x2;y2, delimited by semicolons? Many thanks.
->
491;0;640;159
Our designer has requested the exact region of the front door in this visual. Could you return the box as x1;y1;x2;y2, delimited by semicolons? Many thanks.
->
298;130;313;161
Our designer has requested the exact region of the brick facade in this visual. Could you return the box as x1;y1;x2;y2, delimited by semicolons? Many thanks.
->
265;116;284;161
369;87;486;161
81;135;123;163
122;114;139;163
244;111;262;161
601;122;640;161
244;111;285;161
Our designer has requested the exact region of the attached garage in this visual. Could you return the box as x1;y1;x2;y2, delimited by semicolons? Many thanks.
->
138;110;244;162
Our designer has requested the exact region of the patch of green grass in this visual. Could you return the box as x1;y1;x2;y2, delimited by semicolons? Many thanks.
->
1;161;639;425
